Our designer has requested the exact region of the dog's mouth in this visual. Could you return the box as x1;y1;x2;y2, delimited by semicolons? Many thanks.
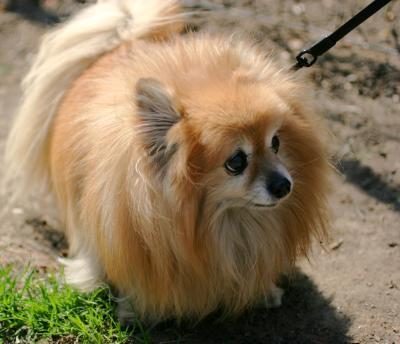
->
252;202;277;208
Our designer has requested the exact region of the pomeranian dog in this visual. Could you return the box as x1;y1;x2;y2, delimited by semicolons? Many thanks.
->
5;0;331;323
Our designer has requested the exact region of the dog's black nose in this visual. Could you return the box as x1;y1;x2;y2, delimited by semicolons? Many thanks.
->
267;172;292;199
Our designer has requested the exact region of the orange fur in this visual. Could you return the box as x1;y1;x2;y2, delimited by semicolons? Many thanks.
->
8;0;332;323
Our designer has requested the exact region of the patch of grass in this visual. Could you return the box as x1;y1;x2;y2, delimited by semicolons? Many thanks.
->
0;265;149;343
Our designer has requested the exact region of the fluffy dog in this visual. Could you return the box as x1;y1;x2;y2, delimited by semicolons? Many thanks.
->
5;0;332;323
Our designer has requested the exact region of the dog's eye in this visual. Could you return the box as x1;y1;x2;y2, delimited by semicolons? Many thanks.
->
224;150;248;175
271;135;280;154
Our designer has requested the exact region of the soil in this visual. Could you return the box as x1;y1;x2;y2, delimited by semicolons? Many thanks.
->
0;1;399;343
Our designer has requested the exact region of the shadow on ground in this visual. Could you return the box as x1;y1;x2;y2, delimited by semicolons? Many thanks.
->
147;271;351;344
339;158;400;212
4;0;60;25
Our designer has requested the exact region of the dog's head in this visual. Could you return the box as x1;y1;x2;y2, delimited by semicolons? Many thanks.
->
134;72;329;215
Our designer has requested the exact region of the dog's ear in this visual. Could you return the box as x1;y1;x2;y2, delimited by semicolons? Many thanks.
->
135;77;181;166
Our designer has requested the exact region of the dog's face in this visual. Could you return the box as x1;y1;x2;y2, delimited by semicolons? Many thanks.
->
177;83;294;211
215;131;293;209
135;75;325;213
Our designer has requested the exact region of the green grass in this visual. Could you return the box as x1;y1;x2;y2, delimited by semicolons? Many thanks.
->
0;265;150;343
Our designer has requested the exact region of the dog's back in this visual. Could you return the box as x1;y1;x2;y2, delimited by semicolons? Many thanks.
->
5;0;184;197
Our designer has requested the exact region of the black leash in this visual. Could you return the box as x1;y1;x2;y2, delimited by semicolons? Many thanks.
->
292;0;393;71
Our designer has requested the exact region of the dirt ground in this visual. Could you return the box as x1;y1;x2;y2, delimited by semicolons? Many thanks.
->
0;1;399;343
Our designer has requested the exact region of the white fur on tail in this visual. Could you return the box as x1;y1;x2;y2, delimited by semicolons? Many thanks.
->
4;0;183;196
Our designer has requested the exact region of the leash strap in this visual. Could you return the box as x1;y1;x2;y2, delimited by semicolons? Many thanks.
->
292;0;393;71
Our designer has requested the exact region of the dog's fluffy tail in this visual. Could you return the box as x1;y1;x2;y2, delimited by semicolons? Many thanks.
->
4;0;184;197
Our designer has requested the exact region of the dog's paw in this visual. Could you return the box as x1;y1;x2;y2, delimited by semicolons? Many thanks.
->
116;298;136;327
264;285;284;309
